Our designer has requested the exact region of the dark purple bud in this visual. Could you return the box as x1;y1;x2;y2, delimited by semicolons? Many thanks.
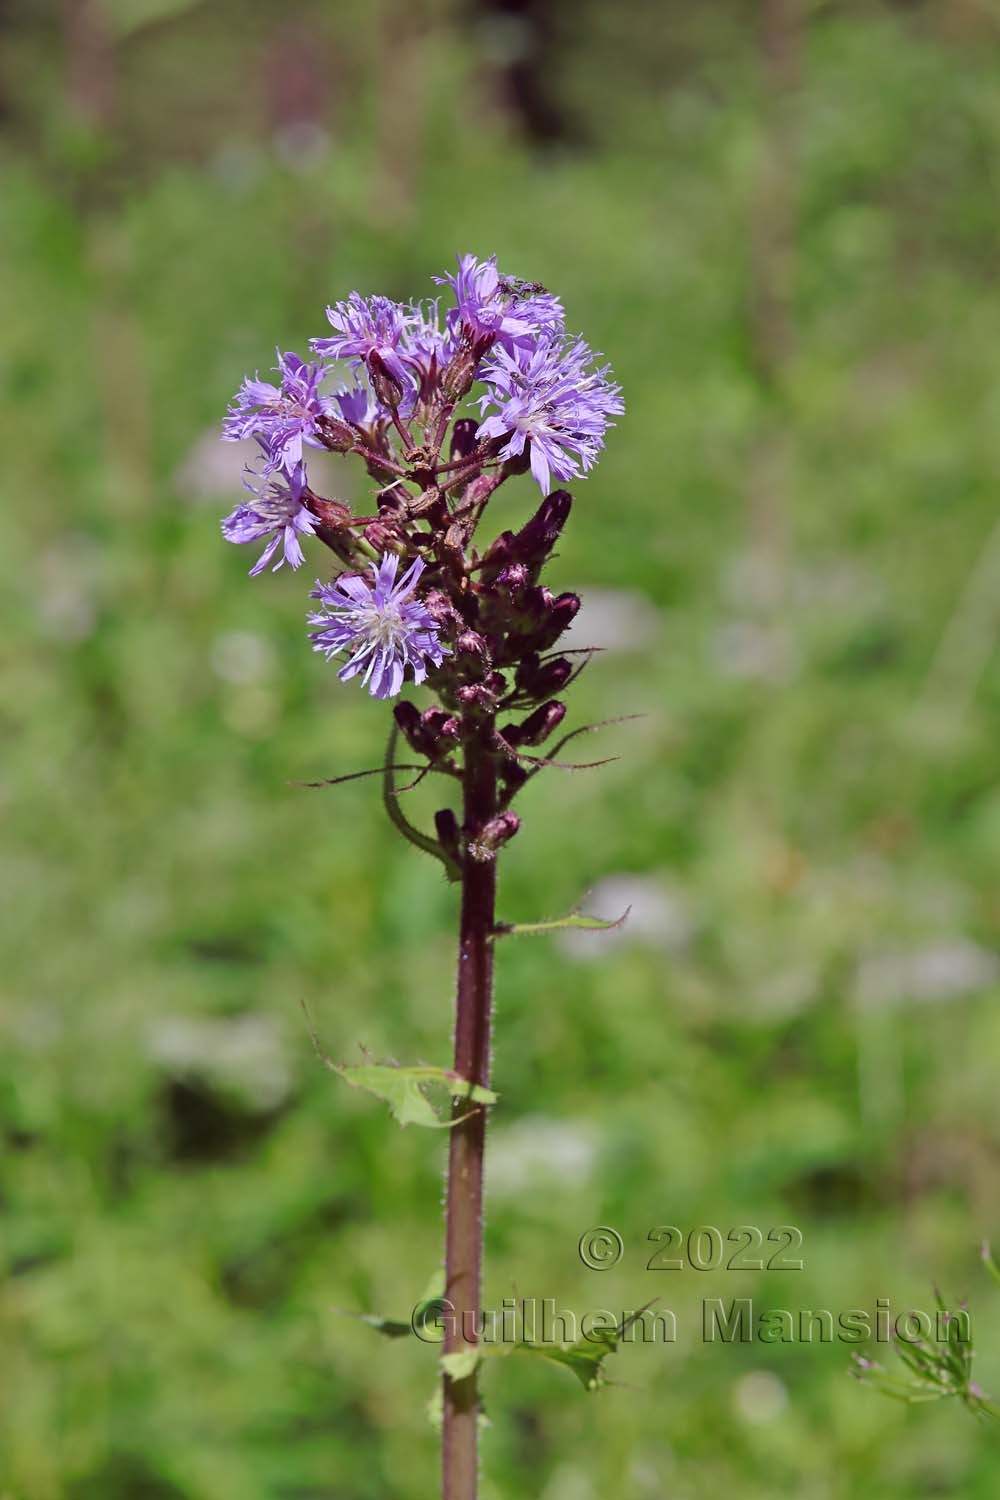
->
504;700;566;748
495;562;530;594
513;489;573;565
480;530;518;573
450;418;479;463
515;653;573;698
434;808;462;864
469;811;521;862
393;700;427;754
499;760;529;794
518;592;580;654
315;414;356;452
455;630;487;658
422;707;461;745
456;682;498;710
500;444;531;478
367;351;405;409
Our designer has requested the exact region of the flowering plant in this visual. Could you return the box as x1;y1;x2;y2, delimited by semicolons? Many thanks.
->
220;254;623;1499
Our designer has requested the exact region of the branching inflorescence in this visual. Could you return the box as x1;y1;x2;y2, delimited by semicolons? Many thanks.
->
220;253;622;1500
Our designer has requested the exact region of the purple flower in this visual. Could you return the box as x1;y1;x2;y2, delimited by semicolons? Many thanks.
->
435;254;564;354
308;554;449;699
312;293;412;391
399;299;455;402
222;459;316;576
333;382;389;433
476;334;624;493
223;351;334;472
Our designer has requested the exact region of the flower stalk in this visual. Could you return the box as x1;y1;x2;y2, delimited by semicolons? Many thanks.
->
216;253;623;1500
442;714;498;1498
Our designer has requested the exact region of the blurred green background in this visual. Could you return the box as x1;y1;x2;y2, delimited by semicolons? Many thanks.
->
4;1;1000;1495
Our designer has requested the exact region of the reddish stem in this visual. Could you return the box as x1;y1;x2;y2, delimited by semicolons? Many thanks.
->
442;715;497;1500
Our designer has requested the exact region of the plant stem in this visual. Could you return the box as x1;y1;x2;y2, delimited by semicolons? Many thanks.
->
442;716;497;1500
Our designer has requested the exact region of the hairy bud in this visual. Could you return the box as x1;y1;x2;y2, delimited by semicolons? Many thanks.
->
315;413;356;452
502;700;566;748
514;489;573;566
442;342;479;402
515;653;573;698
307;495;352;528
367;351;405;409
434;808;462;864
468;811;521;862
518;592;580;655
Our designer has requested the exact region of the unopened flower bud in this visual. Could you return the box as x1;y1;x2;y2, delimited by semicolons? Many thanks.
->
308;495;352;528
450;418;479;463
495;562;529;594
480;531;517;573
503;700;566;748
515;653;573;698
457;682;498;710
422;707;461;745
367;351;405;409
455;630;487;658
315;413;356;452
393;700;427;754
514;489;572;565
435;808;462;864
518;592;580;654
500;444;531;478
468;811;521;861
499;760;529;795
443;343;479;402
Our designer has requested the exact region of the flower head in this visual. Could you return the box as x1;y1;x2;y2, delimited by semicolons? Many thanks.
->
399;299;455;402
222;458;316;575
222;351;333;472
312;293;413;393
308;554;449;699
476;334;623;493
435;253;564;355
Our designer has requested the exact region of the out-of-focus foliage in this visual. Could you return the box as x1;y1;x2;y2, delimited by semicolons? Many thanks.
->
3;2;1000;1496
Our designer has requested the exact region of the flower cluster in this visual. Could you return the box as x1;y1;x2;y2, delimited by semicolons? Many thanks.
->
218;256;622;802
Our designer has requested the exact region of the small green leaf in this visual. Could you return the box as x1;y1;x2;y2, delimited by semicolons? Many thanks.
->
441;1349;481;1382
356;1313;414;1339
495;907;629;938
335;1062;497;1128
336;1063;450;1128
303;1010;497;1128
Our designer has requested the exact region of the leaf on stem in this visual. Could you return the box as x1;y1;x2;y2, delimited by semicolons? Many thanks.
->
337;1061;496;1128
494;906;630;939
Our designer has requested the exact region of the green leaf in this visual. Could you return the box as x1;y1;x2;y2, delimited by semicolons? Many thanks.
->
303;1009;496;1128
336;1062;495;1128
356;1312;414;1339
440;1349;481;1382
494;906;629;938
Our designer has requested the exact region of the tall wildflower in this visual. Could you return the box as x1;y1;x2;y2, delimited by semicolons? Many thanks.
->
218;256;623;1500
